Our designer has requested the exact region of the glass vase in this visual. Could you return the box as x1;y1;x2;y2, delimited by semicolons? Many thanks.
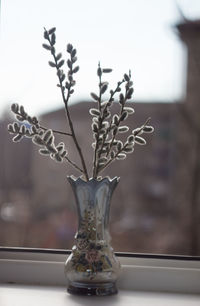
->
65;176;121;296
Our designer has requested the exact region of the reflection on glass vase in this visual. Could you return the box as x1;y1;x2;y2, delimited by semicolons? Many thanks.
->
65;176;121;296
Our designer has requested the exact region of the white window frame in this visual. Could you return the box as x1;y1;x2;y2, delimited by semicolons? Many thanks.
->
0;247;200;294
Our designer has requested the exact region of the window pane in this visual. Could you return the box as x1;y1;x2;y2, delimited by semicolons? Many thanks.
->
1;0;200;255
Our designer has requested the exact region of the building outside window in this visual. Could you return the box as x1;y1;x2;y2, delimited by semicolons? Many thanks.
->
1;0;200;256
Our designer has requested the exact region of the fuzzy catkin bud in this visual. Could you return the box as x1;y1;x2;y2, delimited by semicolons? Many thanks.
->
7;124;14;133
97;67;102;77
16;115;24;122
128;135;134;143
120;111;128;121
124;73;130;82
135;136;146;145
32;135;44;146
124;146;134;153
46;144;57;154
104;110;111;119
117;141;123;151
89;108;100;116
102;68;112;73
112;114;119;125
113;127;118;136
100;83;108;94
31;126;37;134
13;134;23;142
90;92;99;101
20;106;25;115
127;88;134;99
124;107;135;114
20;125;26;134
13;122;20;132
39;149;50;155
110;151;115;159
61;150;67;157
118;126;129;133
116;153;126;160
43;129;52;142
56;53;62;61
99;157;108;163
67;43;73;53
48;27;56;35
11;103;19;113
132;128;143;136
92;123;98;133
25;130;31;137
143;126;154;133
54;153;63;163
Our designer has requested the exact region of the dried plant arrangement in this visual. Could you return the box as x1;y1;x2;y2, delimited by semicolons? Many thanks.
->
7;26;155;296
8;27;154;181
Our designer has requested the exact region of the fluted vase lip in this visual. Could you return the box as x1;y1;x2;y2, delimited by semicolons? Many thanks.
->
67;175;120;184
67;175;120;192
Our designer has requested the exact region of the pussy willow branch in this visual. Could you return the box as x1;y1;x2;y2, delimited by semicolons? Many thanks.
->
105;97;126;158
98;63;103;112
92;64;103;178
97;79;125;161
45;30;89;181
92;75;126;178
98;117;151;175
93;72;125;178
105;80;129;155
13;109;72;136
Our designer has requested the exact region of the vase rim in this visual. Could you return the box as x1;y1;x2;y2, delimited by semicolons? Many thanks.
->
67;175;120;184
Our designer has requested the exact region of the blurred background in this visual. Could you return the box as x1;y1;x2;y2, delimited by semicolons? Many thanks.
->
1;0;200;255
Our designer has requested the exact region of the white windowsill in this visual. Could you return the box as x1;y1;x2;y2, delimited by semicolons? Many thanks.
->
0;249;200;305
1;284;200;306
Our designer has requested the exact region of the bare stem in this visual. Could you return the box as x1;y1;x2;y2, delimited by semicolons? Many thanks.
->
64;155;84;174
40;125;72;136
65;104;89;180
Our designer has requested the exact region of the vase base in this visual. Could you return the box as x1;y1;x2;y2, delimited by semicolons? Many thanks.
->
67;281;118;296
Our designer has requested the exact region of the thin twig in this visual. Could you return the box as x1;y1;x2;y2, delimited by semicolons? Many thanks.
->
64;156;84;173
40;125;72;136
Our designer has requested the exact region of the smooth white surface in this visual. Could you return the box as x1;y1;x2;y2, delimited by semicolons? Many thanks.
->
0;284;200;306
0;251;200;294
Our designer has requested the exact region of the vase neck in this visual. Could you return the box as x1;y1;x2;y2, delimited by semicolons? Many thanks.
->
68;177;119;242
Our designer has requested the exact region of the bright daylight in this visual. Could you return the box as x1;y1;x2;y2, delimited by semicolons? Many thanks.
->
1;0;200;261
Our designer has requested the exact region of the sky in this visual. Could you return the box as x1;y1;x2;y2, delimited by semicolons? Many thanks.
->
1;0;200;116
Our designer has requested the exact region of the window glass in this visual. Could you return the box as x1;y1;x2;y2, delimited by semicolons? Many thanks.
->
1;0;200;255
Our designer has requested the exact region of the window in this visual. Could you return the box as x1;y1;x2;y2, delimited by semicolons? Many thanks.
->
1;0;200;256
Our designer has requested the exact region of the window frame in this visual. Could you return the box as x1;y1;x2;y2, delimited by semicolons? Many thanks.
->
1;247;200;294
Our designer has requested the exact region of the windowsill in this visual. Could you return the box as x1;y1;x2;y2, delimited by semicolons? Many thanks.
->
0;247;200;305
1;284;200;306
